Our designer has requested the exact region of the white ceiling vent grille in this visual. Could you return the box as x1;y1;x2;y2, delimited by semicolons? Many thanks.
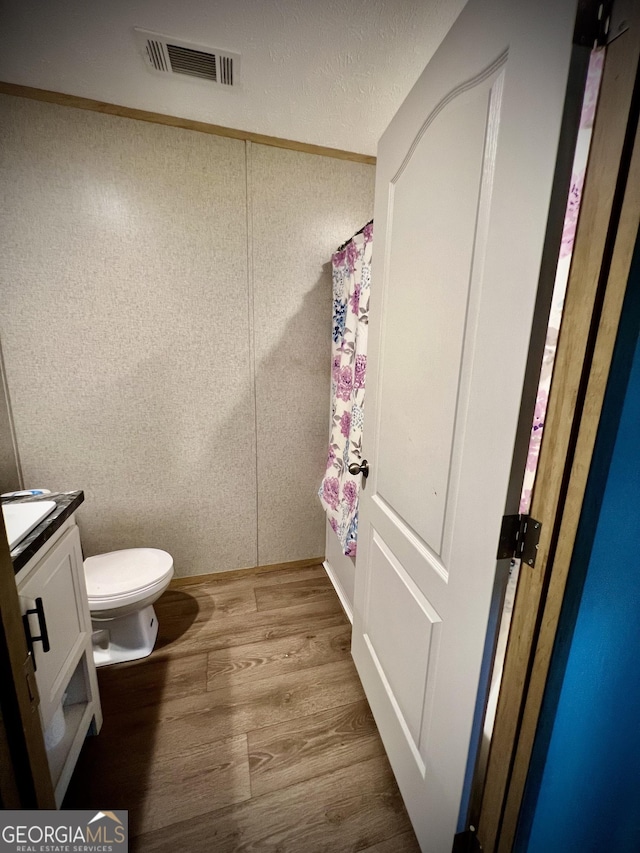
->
134;28;239;87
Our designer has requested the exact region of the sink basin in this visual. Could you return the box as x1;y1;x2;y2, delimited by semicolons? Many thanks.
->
2;501;57;550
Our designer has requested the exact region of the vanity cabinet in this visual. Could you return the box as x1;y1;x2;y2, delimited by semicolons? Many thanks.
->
16;515;102;806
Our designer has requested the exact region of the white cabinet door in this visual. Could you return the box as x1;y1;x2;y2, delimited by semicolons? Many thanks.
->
19;526;90;728
352;0;579;848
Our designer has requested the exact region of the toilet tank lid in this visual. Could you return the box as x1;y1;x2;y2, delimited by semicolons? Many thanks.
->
84;548;174;598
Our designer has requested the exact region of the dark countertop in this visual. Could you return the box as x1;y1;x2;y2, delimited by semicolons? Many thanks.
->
3;491;85;574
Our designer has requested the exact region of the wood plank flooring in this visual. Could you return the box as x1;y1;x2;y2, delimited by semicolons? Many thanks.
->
64;563;420;852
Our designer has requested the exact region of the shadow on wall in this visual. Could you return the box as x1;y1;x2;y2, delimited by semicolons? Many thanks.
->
0;336;22;494
251;263;334;567
52;266;335;576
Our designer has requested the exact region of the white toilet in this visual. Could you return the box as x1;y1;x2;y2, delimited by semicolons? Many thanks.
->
83;548;174;667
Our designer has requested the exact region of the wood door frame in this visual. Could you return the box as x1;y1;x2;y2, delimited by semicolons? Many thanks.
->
478;9;640;851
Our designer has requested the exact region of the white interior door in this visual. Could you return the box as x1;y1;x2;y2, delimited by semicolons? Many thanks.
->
352;0;579;849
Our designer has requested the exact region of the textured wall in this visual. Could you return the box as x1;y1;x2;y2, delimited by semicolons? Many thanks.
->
0;95;256;575
250;144;375;564
0;95;374;575
0;344;22;495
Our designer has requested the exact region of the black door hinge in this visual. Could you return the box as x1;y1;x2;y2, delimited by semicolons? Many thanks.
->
573;0;614;47
452;828;482;852
497;514;542;567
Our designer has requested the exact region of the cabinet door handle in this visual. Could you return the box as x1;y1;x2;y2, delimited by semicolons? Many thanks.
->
23;597;50;669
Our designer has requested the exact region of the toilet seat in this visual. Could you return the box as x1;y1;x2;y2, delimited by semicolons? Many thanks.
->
84;548;174;613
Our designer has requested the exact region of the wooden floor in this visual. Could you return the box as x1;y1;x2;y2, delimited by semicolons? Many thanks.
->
64;562;420;852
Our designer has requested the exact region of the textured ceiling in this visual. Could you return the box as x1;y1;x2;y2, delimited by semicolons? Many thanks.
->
0;0;467;155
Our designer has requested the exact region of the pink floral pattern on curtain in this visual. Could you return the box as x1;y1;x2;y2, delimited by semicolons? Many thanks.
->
520;49;604;512
319;223;372;556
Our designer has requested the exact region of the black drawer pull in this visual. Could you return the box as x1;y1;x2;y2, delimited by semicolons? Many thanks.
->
23;597;50;669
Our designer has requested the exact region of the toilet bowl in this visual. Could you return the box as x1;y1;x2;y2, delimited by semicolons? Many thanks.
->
84;548;174;668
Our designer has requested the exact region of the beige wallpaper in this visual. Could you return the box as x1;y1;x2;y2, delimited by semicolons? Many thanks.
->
0;95;374;575
0;342;21;495
250;144;375;564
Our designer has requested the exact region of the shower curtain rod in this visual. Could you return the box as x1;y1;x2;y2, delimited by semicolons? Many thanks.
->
336;219;373;252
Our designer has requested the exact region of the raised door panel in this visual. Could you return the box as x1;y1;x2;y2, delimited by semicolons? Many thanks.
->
364;532;442;763
377;65;504;565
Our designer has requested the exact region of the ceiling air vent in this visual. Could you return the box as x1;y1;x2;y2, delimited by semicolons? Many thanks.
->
134;28;239;87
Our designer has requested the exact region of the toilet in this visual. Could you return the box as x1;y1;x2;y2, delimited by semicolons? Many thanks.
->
83;548;174;667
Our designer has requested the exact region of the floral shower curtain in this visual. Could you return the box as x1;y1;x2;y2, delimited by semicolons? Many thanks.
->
519;48;604;512
319;222;372;557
